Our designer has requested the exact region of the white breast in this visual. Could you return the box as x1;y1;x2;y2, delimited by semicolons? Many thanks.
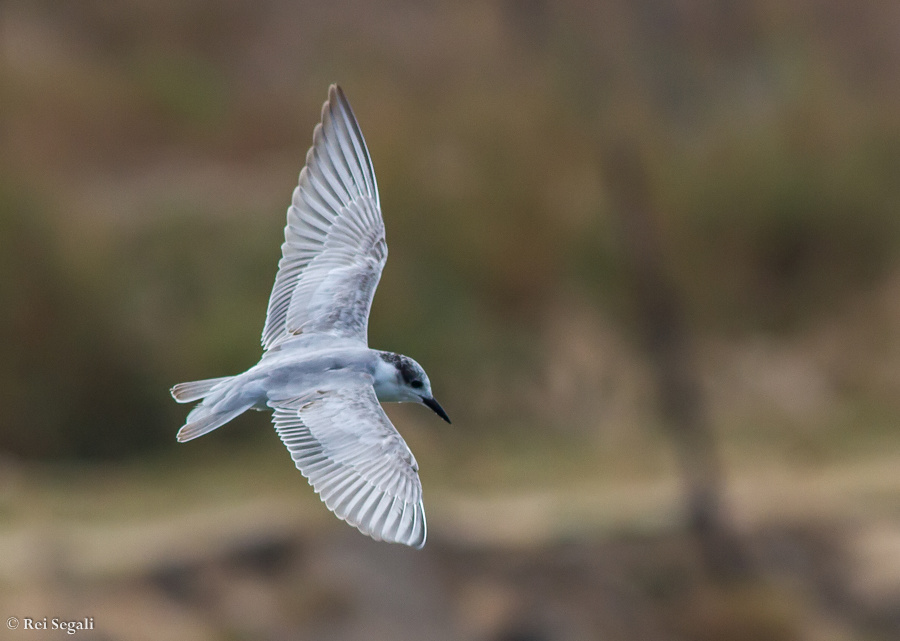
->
372;356;403;401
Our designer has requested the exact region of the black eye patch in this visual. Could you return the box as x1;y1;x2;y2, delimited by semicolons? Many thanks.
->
410;380;423;389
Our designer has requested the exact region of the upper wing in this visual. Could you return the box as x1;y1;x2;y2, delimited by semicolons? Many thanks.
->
262;85;386;350
272;386;426;548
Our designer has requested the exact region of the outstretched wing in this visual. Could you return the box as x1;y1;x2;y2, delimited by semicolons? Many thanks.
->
262;85;385;350
272;386;426;548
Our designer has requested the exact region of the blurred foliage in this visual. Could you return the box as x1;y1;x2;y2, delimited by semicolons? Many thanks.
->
0;184;170;457
1;0;899;460
664;113;900;331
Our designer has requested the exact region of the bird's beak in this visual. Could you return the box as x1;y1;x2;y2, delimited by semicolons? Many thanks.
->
422;396;451;424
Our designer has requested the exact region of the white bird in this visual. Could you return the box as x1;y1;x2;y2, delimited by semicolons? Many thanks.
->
171;85;449;549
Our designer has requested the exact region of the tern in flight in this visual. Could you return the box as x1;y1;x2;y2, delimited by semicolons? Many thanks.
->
171;85;449;548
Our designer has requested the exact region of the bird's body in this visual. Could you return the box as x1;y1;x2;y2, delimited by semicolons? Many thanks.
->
171;85;448;549
176;340;430;418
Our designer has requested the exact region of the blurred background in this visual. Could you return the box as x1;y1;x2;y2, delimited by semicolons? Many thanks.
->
2;1;899;639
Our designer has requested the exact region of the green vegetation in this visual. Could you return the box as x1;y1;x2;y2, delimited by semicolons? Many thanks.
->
3;0;899;462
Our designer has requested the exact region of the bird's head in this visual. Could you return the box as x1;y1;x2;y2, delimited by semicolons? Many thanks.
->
374;352;451;423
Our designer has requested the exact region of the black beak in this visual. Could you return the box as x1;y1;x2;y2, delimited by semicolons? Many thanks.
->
422;396;451;424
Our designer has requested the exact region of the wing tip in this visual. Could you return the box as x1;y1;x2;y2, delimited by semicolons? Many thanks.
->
328;83;346;106
408;501;427;549
325;84;358;134
324;84;348;123
335;491;427;549
313;474;427;549
365;501;426;549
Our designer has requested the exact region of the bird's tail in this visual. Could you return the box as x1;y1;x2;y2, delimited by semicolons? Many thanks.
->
170;376;232;403
170;375;254;443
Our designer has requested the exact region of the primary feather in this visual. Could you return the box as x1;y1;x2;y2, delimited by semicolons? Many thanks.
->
262;85;386;349
273;386;426;548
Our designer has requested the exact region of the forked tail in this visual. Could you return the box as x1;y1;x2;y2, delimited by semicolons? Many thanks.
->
170;376;254;443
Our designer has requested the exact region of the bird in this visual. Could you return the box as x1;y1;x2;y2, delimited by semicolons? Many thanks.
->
170;85;450;549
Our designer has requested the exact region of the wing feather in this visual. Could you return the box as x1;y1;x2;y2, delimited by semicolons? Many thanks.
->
262;85;386;350
272;386;426;548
